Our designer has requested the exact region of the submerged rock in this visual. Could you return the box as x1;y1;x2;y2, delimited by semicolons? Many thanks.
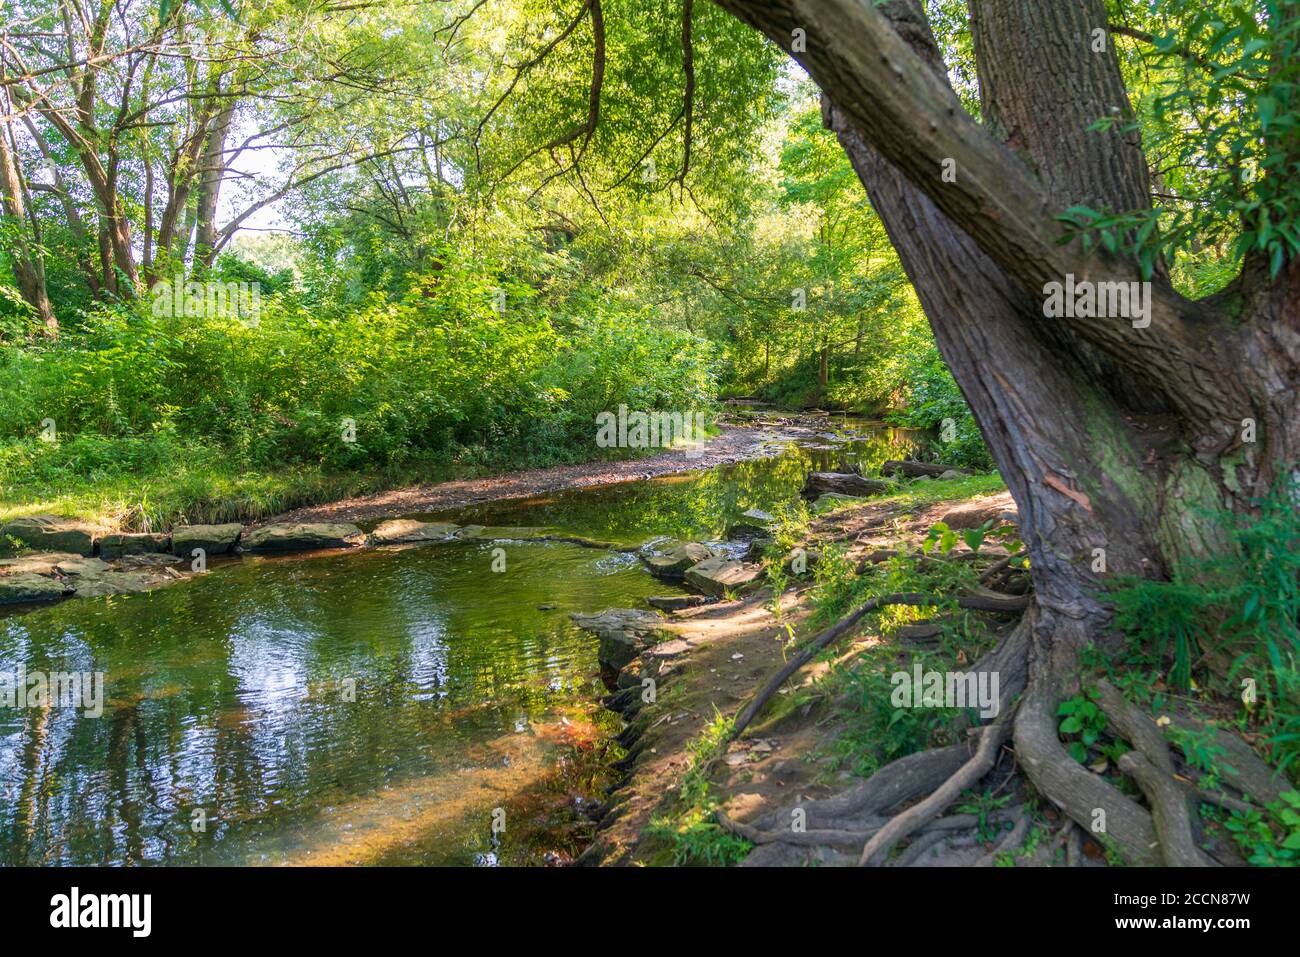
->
570;608;669;671
0;572;73;605
0;516;96;556
172;523;243;556
368;519;461;546
99;532;170;559
241;522;366;553
684;556;764;597
73;570;166;598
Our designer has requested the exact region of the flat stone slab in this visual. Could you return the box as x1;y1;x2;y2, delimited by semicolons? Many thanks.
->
0;552;83;576
0;573;73;605
72;570;165;598
571;608;668;671
368;520;461;546
53;556;111;576
241;522;366;553
642;542;716;580
172;524;243;556
99;532;170;559
684;557;764;597
116;552;184;568
647;594;714;612
1;516;96;556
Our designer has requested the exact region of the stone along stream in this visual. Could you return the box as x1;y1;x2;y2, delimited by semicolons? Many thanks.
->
0;417;922;865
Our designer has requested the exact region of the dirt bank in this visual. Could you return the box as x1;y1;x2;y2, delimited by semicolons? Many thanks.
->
260;425;772;526
578;489;1057;867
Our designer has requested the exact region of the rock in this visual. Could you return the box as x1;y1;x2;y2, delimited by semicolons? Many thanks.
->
882;459;962;478
368;519;460;546
801;472;889;498
643;542;716;580
454;525;488;539
646;594;714;612
0;573;72;604
468;526;550;540
727;507;777;538
172;523;242;556
116;552;183;568
684;557;764;597
940;493;1019;530
98;532;170;559
241;522;366;553
570;608;668;671
0;516;96;556
938;469;964;481
53;556;111;576
812;492;864;511
744;537;773;561
0;552;83;576
72;570;163;598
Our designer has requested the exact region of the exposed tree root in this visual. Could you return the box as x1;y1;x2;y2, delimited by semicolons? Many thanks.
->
859;701;1017;865
720;584;1285;867
1013;659;1161;865
1165;714;1289;808
891;828;948;866
1116;751;1216;866
974;804;1031;866
730;588;1028;740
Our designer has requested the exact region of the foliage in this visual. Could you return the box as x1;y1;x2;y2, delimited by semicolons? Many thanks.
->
1104;472;1300;774
645;711;753;866
1224;790;1300;866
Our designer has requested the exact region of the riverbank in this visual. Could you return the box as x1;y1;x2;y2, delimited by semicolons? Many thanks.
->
578;483;1063;867
256;424;771;526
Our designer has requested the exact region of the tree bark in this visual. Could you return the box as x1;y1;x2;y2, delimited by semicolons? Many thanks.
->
714;0;1300;862
0;112;56;334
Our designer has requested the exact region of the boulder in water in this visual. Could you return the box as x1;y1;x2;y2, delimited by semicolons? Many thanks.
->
241;522;366;553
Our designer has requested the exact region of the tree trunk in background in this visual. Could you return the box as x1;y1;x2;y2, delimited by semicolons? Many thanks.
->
0;117;56;335
193;101;237;273
717;0;1300;861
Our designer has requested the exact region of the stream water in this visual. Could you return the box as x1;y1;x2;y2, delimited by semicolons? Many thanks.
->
0;417;922;866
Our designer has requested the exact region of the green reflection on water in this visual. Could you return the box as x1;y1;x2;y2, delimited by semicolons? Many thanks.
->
0;422;920;866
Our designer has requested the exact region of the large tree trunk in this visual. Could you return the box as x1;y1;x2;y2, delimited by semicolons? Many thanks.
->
716;0;1300;864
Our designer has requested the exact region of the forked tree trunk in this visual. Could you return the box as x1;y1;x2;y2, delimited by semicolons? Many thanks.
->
716;0;1300;862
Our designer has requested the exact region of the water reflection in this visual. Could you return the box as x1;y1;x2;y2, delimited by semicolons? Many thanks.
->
0;419;921;865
